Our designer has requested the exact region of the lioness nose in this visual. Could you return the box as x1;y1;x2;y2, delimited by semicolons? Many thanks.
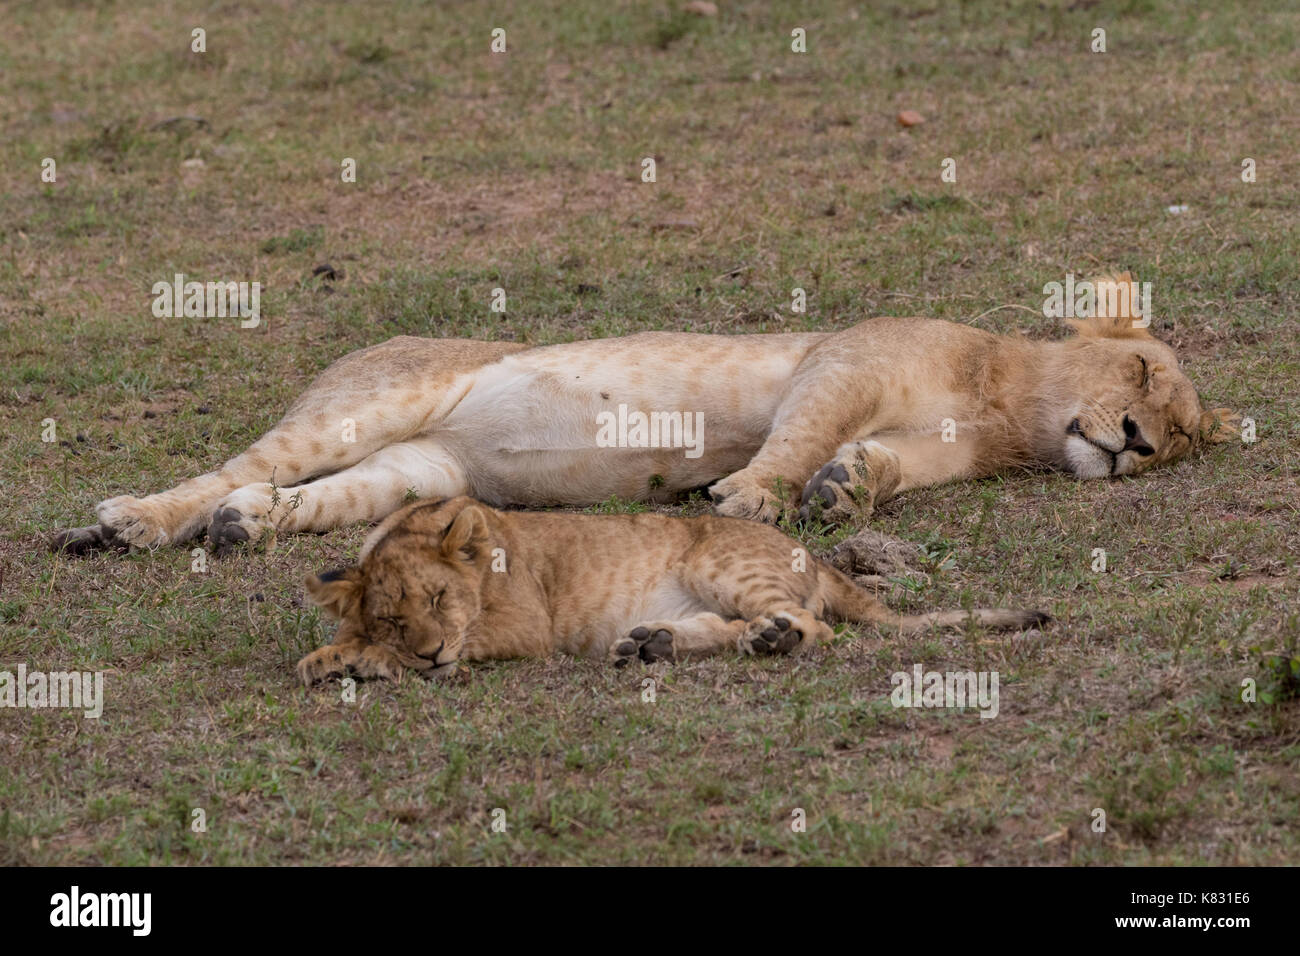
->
1122;416;1155;456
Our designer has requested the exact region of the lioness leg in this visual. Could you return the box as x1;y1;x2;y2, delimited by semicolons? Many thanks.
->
708;353;878;523
207;437;468;553
797;431;978;527
86;418;376;551
50;336;521;553
58;381;424;552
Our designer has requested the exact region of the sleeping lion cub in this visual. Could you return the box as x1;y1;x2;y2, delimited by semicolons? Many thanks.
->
296;496;1048;684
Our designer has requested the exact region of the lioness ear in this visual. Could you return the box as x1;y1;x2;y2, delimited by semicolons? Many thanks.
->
441;506;488;562
305;566;364;619
1065;271;1153;340
1198;407;1242;445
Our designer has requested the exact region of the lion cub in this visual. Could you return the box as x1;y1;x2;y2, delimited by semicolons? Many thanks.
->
297;497;1048;684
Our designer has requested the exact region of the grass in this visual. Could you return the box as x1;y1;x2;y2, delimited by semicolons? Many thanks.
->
1;0;1297;865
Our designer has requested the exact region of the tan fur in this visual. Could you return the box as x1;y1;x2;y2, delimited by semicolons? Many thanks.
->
295;497;1049;684
50;273;1239;553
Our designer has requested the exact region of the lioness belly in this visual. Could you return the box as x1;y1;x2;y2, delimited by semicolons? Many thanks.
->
441;332;817;505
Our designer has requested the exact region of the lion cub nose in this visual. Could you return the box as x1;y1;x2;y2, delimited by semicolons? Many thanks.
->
1122;416;1155;456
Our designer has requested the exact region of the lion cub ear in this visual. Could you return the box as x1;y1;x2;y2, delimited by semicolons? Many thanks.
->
1066;271;1153;340
441;506;488;562
1198;407;1242;445
305;566;364;619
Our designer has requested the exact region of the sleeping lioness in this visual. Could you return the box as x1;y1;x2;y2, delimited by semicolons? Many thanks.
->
51;272;1238;554
295;496;1049;684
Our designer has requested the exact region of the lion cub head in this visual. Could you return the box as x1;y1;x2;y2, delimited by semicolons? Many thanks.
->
1044;273;1240;479
303;498;492;680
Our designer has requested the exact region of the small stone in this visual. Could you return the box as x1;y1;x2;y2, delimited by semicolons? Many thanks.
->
896;110;925;127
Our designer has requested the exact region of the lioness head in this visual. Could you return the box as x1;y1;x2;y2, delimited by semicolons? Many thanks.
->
1043;274;1239;479
303;498;491;678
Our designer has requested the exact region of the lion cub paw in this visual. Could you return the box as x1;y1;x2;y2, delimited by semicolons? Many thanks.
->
739;611;832;656
297;644;406;685
797;440;902;527
740;615;804;655
611;626;676;667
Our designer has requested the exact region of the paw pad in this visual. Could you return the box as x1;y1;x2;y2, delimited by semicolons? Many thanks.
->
749;616;804;654
208;507;251;555
613;626;676;666
797;463;850;522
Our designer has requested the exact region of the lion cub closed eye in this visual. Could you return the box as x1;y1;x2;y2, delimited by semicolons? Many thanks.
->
296;496;1050;685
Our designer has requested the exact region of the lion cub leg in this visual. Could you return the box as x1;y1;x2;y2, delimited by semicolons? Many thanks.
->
796;439;902;527
679;557;837;656
610;613;749;666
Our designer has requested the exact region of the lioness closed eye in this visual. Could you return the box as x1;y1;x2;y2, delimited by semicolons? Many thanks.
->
53;272;1239;555
295;496;1049;685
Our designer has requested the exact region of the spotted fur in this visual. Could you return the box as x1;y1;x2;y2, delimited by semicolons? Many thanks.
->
295;496;1049;683
50;273;1237;554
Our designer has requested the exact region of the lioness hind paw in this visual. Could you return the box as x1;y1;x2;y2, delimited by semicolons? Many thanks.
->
96;495;170;548
208;506;267;555
49;524;128;556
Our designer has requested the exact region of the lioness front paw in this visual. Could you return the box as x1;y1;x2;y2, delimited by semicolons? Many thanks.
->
797;440;901;527
708;474;782;524
611;625;676;666
96;495;170;549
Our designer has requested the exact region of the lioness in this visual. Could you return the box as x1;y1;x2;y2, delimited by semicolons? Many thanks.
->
51;273;1237;554
295;496;1049;683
